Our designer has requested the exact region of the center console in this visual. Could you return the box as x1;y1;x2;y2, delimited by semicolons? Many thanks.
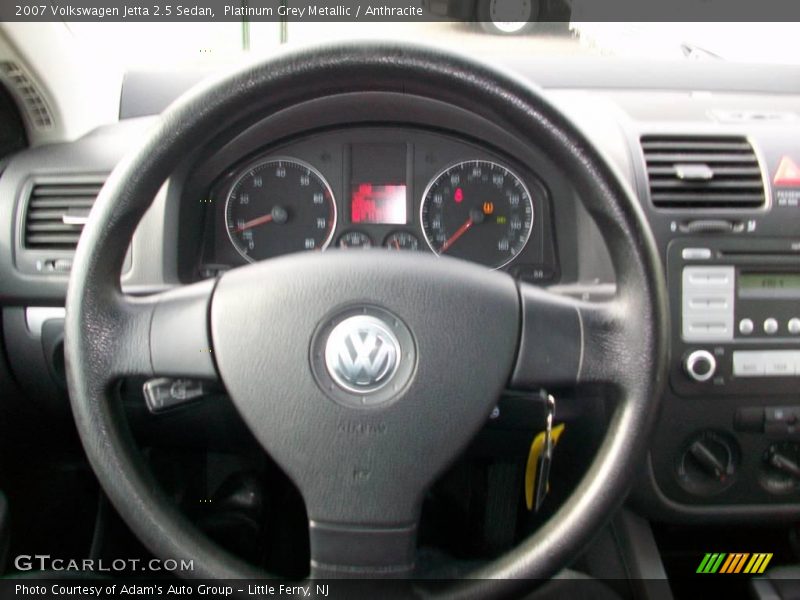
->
628;129;800;519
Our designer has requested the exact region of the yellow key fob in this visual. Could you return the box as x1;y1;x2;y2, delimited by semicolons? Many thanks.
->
525;423;565;511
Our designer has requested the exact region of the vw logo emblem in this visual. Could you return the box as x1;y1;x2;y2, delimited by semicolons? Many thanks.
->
324;315;401;393
311;305;416;407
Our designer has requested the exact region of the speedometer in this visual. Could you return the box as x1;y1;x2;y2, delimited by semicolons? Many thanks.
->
225;157;336;262
420;160;533;269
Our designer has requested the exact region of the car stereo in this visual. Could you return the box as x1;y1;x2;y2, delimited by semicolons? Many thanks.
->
669;237;800;396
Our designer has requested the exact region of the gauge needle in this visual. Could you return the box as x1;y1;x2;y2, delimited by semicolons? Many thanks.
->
392;239;401;250
439;218;474;254
235;213;273;232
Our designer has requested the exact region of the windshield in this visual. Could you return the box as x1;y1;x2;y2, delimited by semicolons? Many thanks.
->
65;21;800;69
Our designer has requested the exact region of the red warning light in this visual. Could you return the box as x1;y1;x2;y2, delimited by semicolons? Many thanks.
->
774;156;800;187
454;187;463;203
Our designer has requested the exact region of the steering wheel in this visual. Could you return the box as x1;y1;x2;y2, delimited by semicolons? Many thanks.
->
65;42;667;593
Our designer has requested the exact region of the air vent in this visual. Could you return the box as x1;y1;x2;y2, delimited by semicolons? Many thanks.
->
641;136;765;209
0;61;53;129
24;180;103;250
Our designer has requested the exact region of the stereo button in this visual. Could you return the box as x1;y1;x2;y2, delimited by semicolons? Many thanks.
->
789;318;800;335
688;298;728;310
764;318;779;335
682;267;734;342
764;351;795;376
733;352;767;377
739;319;754;335
688;272;731;286
682;247;712;260
684;350;717;382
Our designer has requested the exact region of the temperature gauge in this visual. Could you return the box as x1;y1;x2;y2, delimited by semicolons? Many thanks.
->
338;231;372;249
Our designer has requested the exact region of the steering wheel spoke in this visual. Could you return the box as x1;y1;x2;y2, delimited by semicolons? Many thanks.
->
510;282;629;390
95;279;219;383
146;279;218;380
308;519;418;578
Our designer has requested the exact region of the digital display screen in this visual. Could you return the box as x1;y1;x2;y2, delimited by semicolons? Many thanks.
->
739;272;800;297
349;142;408;225
350;183;407;224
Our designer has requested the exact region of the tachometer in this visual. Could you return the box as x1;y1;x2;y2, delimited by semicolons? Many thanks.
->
420;160;533;269
225;157;336;262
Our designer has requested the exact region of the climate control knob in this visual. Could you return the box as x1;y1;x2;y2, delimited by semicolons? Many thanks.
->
676;430;738;496
684;350;716;382
761;442;800;494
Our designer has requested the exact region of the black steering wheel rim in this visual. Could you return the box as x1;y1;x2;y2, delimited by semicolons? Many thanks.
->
65;41;668;593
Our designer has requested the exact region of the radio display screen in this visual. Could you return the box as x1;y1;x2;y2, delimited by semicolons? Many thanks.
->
738;272;800;298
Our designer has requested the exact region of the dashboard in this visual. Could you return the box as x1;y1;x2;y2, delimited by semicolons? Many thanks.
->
2;57;800;526
192;127;556;282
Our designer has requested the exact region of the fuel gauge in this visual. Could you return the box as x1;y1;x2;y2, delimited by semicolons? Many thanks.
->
384;231;420;251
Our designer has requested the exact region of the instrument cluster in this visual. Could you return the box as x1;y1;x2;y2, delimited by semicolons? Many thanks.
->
196;127;557;281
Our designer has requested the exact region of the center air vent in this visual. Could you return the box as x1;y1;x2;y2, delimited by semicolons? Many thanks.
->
641;136;765;209
23;179;104;250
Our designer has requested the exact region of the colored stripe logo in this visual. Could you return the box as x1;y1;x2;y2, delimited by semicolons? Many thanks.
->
697;553;773;574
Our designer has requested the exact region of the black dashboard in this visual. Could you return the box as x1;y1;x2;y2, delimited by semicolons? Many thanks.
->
2;57;800;527
187;126;557;283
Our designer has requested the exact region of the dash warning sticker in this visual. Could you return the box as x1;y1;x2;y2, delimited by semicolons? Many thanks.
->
774;156;800;187
774;156;800;208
